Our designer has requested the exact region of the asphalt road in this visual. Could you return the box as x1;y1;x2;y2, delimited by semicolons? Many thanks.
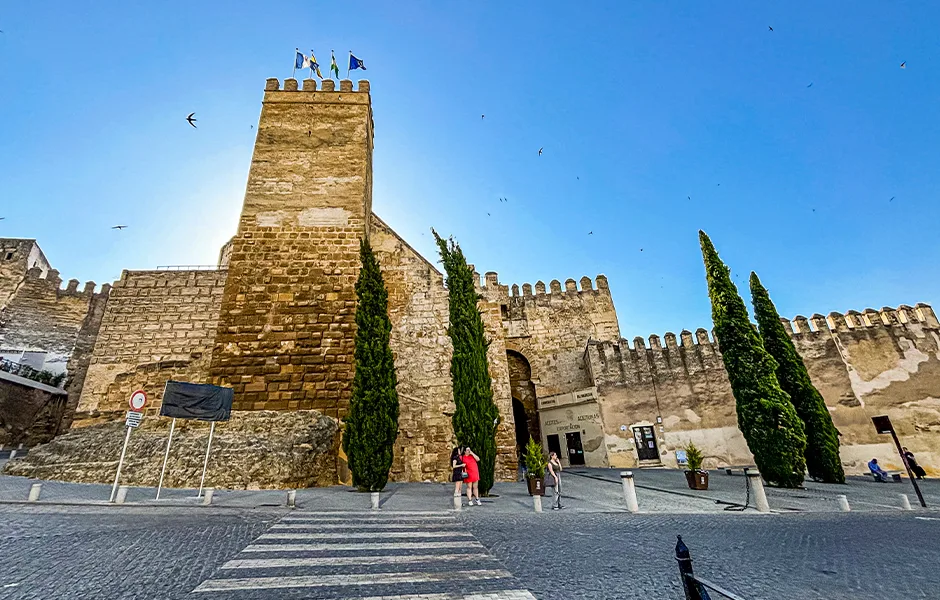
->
1;504;937;599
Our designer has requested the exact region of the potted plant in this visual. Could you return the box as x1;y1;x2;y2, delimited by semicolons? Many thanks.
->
683;442;709;490
524;437;546;496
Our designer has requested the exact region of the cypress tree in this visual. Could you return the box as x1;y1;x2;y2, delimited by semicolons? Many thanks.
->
342;238;400;492
699;231;807;488
750;272;845;484
433;229;500;495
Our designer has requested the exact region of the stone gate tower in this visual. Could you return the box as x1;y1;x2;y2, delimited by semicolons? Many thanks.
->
209;78;374;417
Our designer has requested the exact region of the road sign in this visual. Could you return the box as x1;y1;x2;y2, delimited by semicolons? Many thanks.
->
125;410;144;428
129;389;148;412
871;415;893;434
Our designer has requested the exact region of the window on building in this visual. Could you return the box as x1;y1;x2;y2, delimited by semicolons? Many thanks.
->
4;251;13;261
500;304;509;319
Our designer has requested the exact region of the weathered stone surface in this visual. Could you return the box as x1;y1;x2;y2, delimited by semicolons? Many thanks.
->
4;410;339;489
0;372;68;446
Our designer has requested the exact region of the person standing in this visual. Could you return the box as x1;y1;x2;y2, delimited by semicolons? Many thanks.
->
902;447;927;479
546;451;563;510
450;447;467;497
462;447;482;506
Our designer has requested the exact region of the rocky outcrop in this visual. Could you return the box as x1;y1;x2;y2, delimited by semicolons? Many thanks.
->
3;410;339;489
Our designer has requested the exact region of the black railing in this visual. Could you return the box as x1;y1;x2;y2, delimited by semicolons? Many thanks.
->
676;535;749;600
0;358;66;388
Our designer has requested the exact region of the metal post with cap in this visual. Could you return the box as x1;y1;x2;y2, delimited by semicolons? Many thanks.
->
109;390;147;503
871;415;926;508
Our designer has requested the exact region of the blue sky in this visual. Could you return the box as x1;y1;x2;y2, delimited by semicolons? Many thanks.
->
1;2;938;338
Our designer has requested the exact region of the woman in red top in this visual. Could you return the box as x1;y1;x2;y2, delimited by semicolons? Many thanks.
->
461;447;482;506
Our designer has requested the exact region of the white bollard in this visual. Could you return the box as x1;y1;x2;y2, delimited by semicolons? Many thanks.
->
837;494;851;512
370;491;380;510
17;443;24;450
620;471;640;513
747;471;770;513
115;485;129;504
8;450;16;460
453;494;462;511
286;489;296;508
27;483;42;502
533;495;543;513
202;488;214;506
900;494;912;511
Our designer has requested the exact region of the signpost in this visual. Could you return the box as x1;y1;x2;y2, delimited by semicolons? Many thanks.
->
871;415;926;508
110;390;147;503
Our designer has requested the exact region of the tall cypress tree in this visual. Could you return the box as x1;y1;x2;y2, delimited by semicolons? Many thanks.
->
750;272;845;484
699;231;807;488
342;238;400;492
433;230;500;495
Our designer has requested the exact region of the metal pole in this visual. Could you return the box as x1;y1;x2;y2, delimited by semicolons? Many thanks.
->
197;421;215;498
110;426;133;502
889;429;926;508
155;418;176;500
675;535;703;600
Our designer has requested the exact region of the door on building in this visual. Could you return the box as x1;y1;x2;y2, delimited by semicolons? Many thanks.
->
633;426;659;461
547;434;562;458
565;432;585;466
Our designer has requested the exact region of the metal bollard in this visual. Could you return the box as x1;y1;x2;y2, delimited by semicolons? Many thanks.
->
837;494;850;512
286;489;296;508
28;483;42;502
675;535;704;600
453;494;462;511
620;471;640;513
746;471;770;513
900;494;912;511
115;485;129;504
8;450;16;460
202;488;214;506
533;495;543;513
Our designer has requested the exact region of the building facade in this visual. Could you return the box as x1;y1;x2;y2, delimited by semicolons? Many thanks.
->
2;77;938;481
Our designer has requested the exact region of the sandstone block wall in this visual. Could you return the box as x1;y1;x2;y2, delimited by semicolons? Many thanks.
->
586;304;940;476
75;269;227;418
0;268;106;375
372;216;516;482
209;78;373;418
0;238;51;307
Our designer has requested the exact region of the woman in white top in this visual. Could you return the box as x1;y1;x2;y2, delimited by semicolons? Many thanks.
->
546;451;563;510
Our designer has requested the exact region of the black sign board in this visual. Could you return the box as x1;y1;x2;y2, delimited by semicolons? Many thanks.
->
159;381;233;422
871;415;894;434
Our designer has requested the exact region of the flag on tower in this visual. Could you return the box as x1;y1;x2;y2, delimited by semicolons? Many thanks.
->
294;49;306;70
349;52;366;72
309;50;323;79
330;50;340;79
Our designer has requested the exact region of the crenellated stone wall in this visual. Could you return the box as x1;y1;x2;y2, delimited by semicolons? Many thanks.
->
75;269;227;419
586;304;940;476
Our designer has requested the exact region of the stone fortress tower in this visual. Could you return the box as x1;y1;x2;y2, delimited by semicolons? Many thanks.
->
2;76;938;484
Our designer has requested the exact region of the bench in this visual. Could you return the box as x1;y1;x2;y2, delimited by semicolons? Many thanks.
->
724;465;757;476
871;471;903;482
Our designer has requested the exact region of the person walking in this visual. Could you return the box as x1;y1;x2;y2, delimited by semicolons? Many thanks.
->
462;447;482;506
902;447;927;479
450;447;467;497
546;451;563;510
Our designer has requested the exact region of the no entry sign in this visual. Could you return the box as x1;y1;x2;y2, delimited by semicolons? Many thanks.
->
129;390;148;412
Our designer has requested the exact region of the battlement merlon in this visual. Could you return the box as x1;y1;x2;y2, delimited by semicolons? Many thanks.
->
477;272;612;302
24;266;109;297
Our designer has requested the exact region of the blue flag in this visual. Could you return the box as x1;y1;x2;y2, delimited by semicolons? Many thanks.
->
349;53;366;71
295;49;305;70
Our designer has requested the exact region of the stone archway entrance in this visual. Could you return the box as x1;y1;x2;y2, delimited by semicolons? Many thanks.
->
507;350;540;457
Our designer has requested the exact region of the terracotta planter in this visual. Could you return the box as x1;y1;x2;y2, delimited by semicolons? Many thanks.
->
685;470;709;490
527;476;545;496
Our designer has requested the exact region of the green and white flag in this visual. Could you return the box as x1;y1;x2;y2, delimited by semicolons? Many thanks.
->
330;50;340;79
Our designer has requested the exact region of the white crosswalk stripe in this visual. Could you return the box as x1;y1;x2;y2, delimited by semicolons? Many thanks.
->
191;511;535;599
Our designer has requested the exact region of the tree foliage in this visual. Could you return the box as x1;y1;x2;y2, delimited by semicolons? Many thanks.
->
750;272;845;484
699;231;806;488
342;238;400;492
433;229;500;495
524;437;546;480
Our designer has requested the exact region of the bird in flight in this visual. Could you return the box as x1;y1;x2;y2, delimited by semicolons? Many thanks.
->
889;196;895;202
481;114;485;120
640;248;644;252
538;147;543;156
900;62;906;69
807;83;814;88
186;113;197;128
487;213;491;216
0;217;5;220
687;196;691;200
768;26;773;32
588;231;593;235
111;225;127;230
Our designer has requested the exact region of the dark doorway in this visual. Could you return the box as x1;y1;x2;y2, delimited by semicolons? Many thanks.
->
565;432;585;465
633;426;659;461
547;434;561;458
506;350;540;444
512;398;530;460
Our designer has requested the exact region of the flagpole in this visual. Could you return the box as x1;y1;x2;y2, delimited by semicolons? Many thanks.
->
293;48;298;79
346;51;351;79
